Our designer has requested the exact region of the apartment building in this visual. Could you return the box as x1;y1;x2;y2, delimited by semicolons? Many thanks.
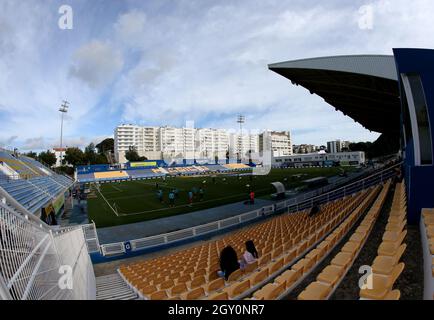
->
259;131;292;157
115;124;261;163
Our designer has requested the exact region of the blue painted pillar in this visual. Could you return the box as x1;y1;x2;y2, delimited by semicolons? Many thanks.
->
394;48;434;224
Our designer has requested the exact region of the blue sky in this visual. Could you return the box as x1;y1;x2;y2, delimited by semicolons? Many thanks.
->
1;0;434;151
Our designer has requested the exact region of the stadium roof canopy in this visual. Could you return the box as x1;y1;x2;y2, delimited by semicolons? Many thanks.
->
268;55;401;133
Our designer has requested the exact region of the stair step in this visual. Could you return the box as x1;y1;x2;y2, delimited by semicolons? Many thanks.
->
106;293;138;300
97;288;132;295
96;280;127;288
96;282;129;290
95;273;138;300
97;291;134;298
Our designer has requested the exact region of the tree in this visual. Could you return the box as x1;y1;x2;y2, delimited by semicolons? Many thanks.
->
38;150;57;167
348;132;399;159
25;151;38;159
63;147;85;166
95;154;109;164
349;142;372;153
84;143;97;164
125;146;141;162
96;138;114;154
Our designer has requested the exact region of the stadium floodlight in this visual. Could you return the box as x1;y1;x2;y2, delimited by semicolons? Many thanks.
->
58;100;69;166
237;115;245;162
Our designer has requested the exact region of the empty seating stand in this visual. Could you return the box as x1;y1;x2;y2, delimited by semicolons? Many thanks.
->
297;181;391;300
421;208;434;300
118;185;383;300
0;150;73;214
356;182;407;300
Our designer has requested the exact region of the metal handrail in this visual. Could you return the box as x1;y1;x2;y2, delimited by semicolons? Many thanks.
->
287;163;401;212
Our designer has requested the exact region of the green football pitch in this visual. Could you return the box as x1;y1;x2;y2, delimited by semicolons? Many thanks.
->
87;167;348;228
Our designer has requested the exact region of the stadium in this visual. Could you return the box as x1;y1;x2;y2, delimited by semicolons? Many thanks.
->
1;2;434;309
1;47;433;304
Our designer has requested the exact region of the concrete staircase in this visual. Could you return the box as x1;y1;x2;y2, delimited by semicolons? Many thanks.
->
96;273;139;300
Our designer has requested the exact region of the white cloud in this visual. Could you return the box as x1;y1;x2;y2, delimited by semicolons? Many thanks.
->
69;40;124;88
21;137;47;150
114;10;147;48
1;0;434;150
0;135;18;148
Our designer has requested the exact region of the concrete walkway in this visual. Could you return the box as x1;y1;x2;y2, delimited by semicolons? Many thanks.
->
60;198;89;226
96;198;274;244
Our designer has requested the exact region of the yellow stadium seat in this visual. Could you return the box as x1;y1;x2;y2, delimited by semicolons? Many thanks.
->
359;263;405;300
243;261;258;273
177;274;192;284
258;253;271;266
372;244;406;275
284;248;297;265
330;252;353;269
253;282;285;300
349;233;365;244
182;287;205;300
274;270;298;289
249;269;269;286
208;291;229;300
205;278;225;293
189;276;206;289
227;269;242;282
377;241;402;257
269;258;284;274
385;220;407;232
139;285;158;298
271;246;283;259
224;279;251;298
193;269;206;278
94;171;129;179
341;241;360;255
150;290;168;300
382;230;407;244
298;282;332;300
384;290;401;300
306;248;321;263
316;265;344;286
170;283;188;296
159;279;175;290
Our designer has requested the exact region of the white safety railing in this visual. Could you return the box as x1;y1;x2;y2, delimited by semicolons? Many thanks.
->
80;222;100;254
287;163;399;213
99;163;401;257
0;187;95;300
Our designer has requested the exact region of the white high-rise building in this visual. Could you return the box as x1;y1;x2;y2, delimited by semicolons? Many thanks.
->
259;131;292;157
196;128;229;161
228;133;259;161
159;126;195;160
115;125;161;162
326;140;352;153
327;140;342;154
115;125;274;163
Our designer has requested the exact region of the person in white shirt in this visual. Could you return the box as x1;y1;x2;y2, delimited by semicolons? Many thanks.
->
240;240;259;269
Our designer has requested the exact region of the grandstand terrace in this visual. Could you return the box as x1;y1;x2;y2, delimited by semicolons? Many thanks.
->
0;149;73;215
76;162;252;183
117;186;379;300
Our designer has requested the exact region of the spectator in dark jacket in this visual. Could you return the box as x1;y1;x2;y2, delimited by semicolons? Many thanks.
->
218;246;240;280
309;201;321;217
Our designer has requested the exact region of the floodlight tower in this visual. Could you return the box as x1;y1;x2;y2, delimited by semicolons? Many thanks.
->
237;115;245;162
58;100;69;166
